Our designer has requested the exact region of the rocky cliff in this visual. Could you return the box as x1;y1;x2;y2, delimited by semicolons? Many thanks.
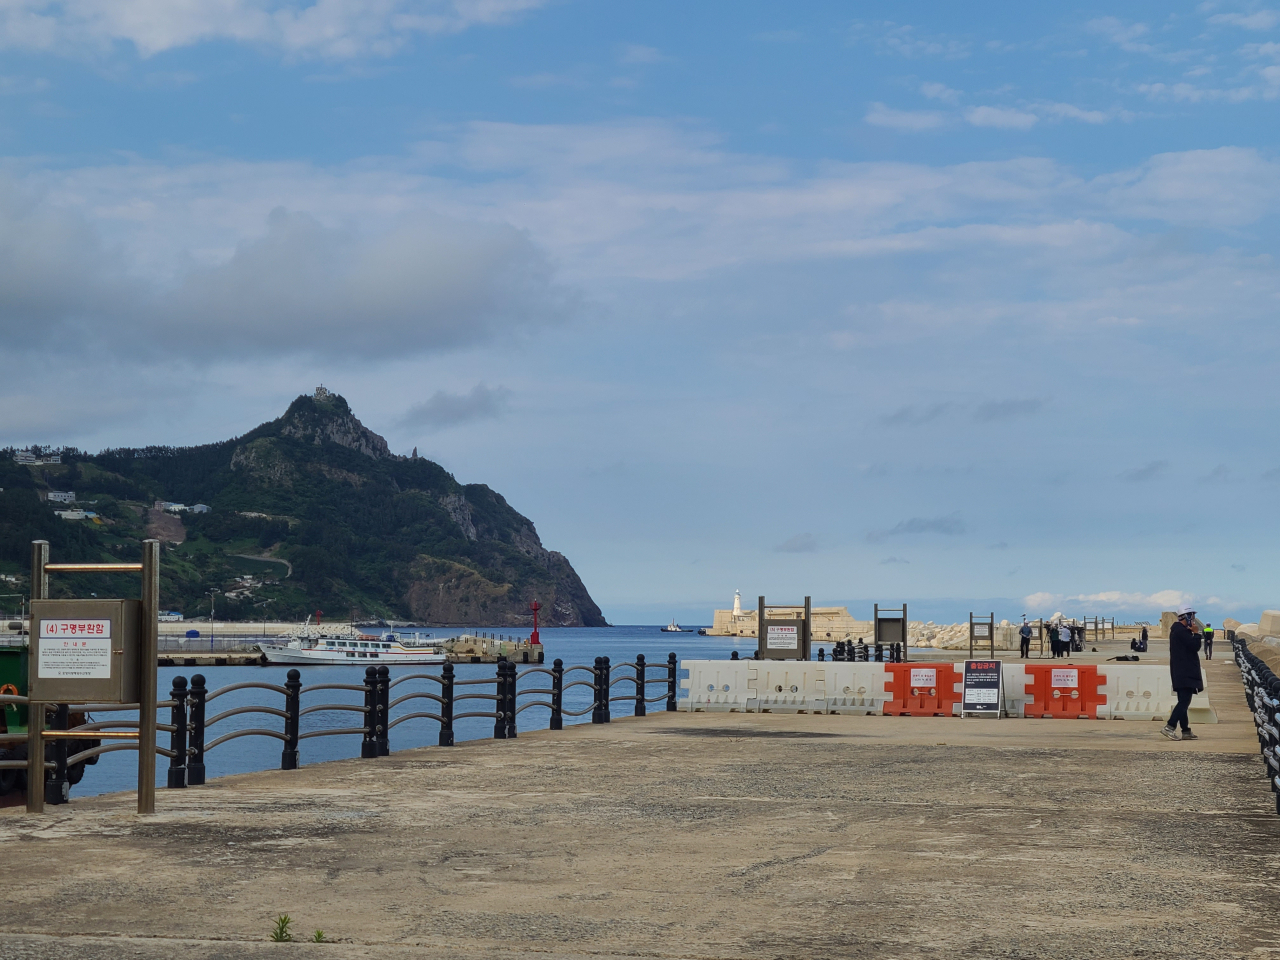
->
11;390;607;626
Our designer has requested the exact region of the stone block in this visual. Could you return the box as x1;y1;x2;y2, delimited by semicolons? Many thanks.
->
1259;611;1280;637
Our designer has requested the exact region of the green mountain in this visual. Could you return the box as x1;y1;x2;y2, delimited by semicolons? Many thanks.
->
0;391;607;627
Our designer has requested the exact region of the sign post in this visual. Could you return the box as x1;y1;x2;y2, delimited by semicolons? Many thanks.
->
25;539;160;815
961;659;1003;718
755;596;812;661
969;612;995;659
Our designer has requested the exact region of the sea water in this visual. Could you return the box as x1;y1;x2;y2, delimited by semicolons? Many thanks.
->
76;625;754;797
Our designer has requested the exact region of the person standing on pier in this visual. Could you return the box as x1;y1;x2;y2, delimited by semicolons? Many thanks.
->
1161;606;1203;741
1019;620;1032;658
1203;622;1214;660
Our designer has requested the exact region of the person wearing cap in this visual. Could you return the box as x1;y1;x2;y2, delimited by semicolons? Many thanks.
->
1161;606;1204;741
1203;622;1215;660
1019;619;1032;658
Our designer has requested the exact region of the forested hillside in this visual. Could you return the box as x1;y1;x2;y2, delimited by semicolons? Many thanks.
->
0;392;606;627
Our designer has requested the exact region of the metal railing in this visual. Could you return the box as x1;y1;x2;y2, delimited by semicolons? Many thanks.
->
1;694;179;805
0;653;680;804
1233;633;1280;816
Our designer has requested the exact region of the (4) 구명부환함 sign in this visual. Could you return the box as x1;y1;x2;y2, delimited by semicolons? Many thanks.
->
962;660;1003;716
39;619;113;680
766;624;799;649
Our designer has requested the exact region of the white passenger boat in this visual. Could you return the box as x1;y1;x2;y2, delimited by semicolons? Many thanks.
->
661;619;691;633
256;619;446;665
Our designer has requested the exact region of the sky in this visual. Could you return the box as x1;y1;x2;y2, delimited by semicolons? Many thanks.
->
1;1;1279;625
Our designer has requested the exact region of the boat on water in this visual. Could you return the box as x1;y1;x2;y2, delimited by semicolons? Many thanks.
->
661;619;693;633
256;618;446;665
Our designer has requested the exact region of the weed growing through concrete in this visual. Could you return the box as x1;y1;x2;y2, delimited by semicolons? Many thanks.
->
312;930;327;942
269;915;293;942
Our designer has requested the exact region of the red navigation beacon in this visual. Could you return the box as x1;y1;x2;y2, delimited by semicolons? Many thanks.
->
529;599;542;645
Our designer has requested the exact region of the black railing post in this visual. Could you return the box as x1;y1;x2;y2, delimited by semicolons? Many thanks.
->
550;658;564;730
506;662;518;739
634;654;646;718
438;661;455;746
591;657;604;724
376;665;390;756
361;666;379;758
167;676;189;788
45;703;70;806
601;657;612;723
282;669;301;770
667;652;678;712
188;674;206;786
493;658;508;739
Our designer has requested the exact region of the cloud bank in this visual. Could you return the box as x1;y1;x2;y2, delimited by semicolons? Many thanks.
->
0;0;548;58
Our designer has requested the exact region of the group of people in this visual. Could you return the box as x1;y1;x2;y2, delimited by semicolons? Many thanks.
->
1015;620;1082;659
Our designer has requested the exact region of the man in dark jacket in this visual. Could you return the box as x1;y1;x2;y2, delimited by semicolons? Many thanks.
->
1162;606;1203;741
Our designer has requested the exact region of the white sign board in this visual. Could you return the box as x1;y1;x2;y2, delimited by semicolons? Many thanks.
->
910;667;937;687
766;624;799;649
1051;668;1079;687
973;623;990;638
38;619;113;679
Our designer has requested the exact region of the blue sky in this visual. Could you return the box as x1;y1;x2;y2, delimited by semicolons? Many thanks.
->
2;1;1279;624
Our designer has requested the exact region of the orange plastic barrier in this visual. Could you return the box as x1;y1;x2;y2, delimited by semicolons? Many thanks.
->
883;663;963;717
1024;664;1107;719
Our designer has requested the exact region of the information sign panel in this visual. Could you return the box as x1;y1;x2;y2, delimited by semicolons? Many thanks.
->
28;599;141;703
1052;668;1078;688
910;667;937;687
39;619;113;679
962;659;1003;717
766;625;798;649
973;624;990;638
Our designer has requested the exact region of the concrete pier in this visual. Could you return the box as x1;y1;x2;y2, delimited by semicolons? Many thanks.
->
2;657;1278;959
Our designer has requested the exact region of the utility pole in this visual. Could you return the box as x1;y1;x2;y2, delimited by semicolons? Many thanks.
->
207;589;218;653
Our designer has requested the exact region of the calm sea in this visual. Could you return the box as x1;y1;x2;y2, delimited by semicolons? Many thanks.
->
76;625;752;798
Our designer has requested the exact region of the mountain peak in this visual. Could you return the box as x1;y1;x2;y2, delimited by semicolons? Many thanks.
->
275;388;392;460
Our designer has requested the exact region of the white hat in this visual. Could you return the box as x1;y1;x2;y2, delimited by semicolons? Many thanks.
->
1177;604;1197;617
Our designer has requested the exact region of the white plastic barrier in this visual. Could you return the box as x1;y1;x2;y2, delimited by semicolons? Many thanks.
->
1001;664;1033;718
749;661;827;713
1101;665;1217;723
680;660;755;712
824;663;890;715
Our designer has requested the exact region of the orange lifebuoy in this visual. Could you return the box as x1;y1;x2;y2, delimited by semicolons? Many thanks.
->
0;684;19;697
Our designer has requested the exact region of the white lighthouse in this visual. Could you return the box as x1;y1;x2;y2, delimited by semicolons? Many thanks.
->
732;590;742;617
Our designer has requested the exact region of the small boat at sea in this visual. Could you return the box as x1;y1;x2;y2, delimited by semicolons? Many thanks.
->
257;618;446;665
661;619;692;633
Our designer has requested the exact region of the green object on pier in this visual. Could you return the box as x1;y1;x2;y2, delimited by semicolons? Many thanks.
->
0;645;28;731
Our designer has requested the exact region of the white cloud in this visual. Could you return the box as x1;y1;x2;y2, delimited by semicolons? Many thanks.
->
4;122;1279;374
1086;16;1154;53
619;43;664;64
1025;590;1195;611
1039;101;1118;123
1096;146;1280;226
1209;9;1280;30
965;105;1038;129
920;81;960;103
870;22;969;59
865;102;946;132
0;186;569;360
0;0;549;59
